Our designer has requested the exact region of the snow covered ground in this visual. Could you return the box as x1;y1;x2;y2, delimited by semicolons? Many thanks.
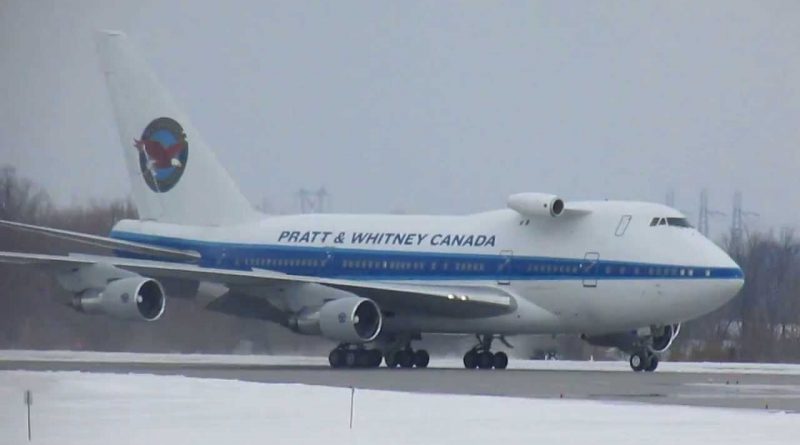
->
4;349;800;375
0;370;797;445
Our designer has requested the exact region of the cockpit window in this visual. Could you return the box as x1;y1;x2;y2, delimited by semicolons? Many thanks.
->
667;217;692;228
651;216;692;228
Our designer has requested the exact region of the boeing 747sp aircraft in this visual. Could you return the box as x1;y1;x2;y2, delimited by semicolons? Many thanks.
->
0;32;744;372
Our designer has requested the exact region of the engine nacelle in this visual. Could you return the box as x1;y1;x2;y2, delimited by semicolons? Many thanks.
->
507;193;565;218
302;297;382;343
651;323;681;353
73;276;166;322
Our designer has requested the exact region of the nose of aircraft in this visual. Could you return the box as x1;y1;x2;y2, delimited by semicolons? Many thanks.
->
701;235;745;305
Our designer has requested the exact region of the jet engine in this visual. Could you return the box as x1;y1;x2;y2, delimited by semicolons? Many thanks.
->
290;297;383;343
73;276;166;322
507;193;565;218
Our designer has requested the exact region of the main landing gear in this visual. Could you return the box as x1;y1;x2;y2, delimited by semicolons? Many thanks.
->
328;344;383;369
384;347;430;369
463;334;509;370
379;333;430;369
327;339;430;369
629;349;659;372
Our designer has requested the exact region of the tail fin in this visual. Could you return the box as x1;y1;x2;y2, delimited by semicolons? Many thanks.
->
95;30;259;226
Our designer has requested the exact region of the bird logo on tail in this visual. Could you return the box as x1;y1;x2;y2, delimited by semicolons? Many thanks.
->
134;117;189;193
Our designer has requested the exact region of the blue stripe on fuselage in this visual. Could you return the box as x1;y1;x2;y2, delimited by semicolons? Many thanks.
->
110;231;744;281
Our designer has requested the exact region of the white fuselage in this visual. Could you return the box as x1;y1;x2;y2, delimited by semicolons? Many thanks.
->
111;200;743;336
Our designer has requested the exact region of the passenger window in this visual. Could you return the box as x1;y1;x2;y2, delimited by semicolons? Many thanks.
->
616;215;632;236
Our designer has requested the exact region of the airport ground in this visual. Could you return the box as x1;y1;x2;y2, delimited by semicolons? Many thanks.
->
3;351;800;412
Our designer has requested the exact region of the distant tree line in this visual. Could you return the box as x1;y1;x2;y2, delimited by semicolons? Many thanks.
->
1;166;798;361
673;230;800;362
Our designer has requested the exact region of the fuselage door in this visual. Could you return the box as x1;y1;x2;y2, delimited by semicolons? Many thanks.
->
322;248;335;277
582;252;600;288
615;215;632;236
206;245;229;268
497;250;513;285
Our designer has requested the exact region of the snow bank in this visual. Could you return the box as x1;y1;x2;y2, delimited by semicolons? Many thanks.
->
0;370;797;445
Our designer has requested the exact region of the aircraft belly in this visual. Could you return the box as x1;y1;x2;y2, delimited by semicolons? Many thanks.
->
383;291;562;335
539;279;742;335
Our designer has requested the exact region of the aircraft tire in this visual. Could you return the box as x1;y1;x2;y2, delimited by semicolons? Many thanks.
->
329;349;345;368
477;351;494;369
397;350;415;368
414;349;430;368
493;351;508;370
629;352;646;372
357;350;376;368
345;350;359;368
368;349;383;368
384;352;398;368
645;354;659;372
463;350;478;369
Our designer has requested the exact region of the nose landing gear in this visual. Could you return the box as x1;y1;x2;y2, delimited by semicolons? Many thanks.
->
629;350;659;372
463;334;509;370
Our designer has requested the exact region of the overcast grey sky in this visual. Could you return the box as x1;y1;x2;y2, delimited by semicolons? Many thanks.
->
1;1;798;235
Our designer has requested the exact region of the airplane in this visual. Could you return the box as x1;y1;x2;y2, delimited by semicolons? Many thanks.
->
0;31;744;372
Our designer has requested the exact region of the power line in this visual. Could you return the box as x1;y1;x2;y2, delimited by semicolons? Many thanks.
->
730;190;759;249
665;189;675;208
698;189;725;237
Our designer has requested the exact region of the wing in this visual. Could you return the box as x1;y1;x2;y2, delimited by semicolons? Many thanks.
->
0;251;514;318
0;219;199;261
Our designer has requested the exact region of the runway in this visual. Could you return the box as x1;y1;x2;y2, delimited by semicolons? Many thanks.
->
3;351;800;412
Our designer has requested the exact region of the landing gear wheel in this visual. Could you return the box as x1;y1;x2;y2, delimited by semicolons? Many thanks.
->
493;351;508;370
345;350;359;368
384;352;398;368
645;354;659;372
329;349;345;368
397;350;415;368
368;349;383;368
463;350;478;369
477;351;494;369
629;352;646;372
359;350;376;368
414;350;430;368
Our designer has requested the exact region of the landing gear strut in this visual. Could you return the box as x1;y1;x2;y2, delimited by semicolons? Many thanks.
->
328;344;383;369
629;350;659;372
463;334;509;370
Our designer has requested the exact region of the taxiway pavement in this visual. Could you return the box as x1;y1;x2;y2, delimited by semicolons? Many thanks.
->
2;351;799;411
